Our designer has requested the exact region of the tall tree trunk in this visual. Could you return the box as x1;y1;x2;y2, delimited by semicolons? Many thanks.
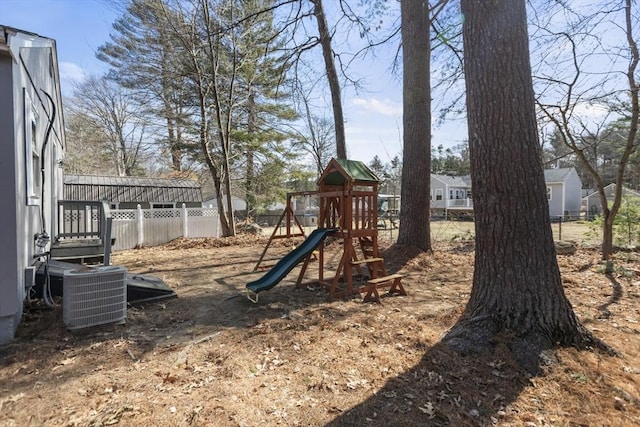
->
245;92;257;217
160;42;183;172
397;0;431;251
311;0;347;159
195;83;232;237
445;0;603;372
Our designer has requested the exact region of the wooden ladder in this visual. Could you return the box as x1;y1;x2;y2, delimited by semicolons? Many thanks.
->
352;237;406;303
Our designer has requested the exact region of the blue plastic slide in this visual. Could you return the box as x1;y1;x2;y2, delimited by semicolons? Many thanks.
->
246;228;337;299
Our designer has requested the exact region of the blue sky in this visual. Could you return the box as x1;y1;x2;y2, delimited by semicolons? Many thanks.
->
2;0;467;165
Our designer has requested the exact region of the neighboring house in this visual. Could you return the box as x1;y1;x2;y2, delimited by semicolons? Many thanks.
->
544;167;582;219
1;26;65;344
203;195;246;212
64;175;203;209
584;184;640;220
430;174;473;218
428;167;582;220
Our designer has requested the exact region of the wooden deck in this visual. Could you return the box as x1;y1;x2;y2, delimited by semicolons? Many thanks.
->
50;200;113;265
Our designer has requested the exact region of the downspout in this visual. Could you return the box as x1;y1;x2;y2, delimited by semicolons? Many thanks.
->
39;89;56;238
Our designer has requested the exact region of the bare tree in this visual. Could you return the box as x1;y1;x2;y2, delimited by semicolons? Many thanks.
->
532;1;639;262
309;0;346;158
444;0;605;372
290;81;336;176
238;0;396;160
158;0;240;236
67;75;151;176
64;108;115;175
154;0;297;236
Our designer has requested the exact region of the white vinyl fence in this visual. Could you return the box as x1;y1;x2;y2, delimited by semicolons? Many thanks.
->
111;205;221;250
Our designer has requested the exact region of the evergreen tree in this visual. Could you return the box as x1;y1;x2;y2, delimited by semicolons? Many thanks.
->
97;0;189;172
229;0;299;216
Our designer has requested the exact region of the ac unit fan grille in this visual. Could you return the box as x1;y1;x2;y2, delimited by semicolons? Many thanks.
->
63;266;127;330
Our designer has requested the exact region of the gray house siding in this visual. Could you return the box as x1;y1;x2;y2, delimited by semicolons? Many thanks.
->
546;182;565;217
0;47;20;344
544;168;582;218
430;174;473;216
429;168;581;220
584;184;640;219
429;175;448;211
0;27;65;344
564;170;582;217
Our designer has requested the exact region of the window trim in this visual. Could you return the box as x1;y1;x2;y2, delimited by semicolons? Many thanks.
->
24;88;41;206
151;202;175;209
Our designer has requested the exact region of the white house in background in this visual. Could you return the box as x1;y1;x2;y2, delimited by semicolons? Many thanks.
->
544;167;582;219
584;184;640;220
203;195;246;212
428;167;582;220
429;174;473;218
0;26;65;344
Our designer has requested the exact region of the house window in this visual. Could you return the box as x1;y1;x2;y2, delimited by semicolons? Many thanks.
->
24;89;41;205
449;190;454;200
152;203;175;209
466;190;472;199
430;190;433;201
546;186;552;201
435;189;443;201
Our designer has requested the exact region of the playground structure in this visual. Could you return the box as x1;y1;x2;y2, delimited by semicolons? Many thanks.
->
247;158;405;303
254;190;318;271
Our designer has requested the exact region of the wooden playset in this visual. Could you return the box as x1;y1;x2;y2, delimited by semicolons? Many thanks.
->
293;158;405;302
254;190;316;271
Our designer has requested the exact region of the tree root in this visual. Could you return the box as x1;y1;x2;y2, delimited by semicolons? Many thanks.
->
442;315;618;375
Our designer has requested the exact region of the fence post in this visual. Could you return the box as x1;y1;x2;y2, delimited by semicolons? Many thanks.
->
210;211;218;238
552;216;563;241
137;204;144;247
182;203;188;238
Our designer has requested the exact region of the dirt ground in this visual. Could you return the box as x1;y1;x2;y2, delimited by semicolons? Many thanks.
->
1;230;639;426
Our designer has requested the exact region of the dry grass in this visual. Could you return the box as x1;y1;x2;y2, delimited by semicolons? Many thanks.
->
0;231;638;426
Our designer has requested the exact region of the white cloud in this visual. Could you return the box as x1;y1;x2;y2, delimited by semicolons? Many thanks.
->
59;62;86;83
572;102;610;122
352;97;402;117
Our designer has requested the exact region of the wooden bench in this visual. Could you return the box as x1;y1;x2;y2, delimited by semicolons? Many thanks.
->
363;273;405;303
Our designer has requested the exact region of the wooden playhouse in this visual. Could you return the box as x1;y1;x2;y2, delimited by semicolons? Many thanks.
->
295;158;405;302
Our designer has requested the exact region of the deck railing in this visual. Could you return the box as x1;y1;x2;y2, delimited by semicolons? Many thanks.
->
447;198;474;208
57;200;110;239
54;200;112;264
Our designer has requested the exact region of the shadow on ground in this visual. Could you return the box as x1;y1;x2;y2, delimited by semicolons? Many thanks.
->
326;340;532;426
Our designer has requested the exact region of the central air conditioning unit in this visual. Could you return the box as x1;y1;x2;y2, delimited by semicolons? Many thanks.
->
63;265;127;330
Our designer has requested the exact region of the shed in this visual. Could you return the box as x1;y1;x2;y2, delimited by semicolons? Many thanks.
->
64;174;203;209
584;184;640;220
544;167;582;219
